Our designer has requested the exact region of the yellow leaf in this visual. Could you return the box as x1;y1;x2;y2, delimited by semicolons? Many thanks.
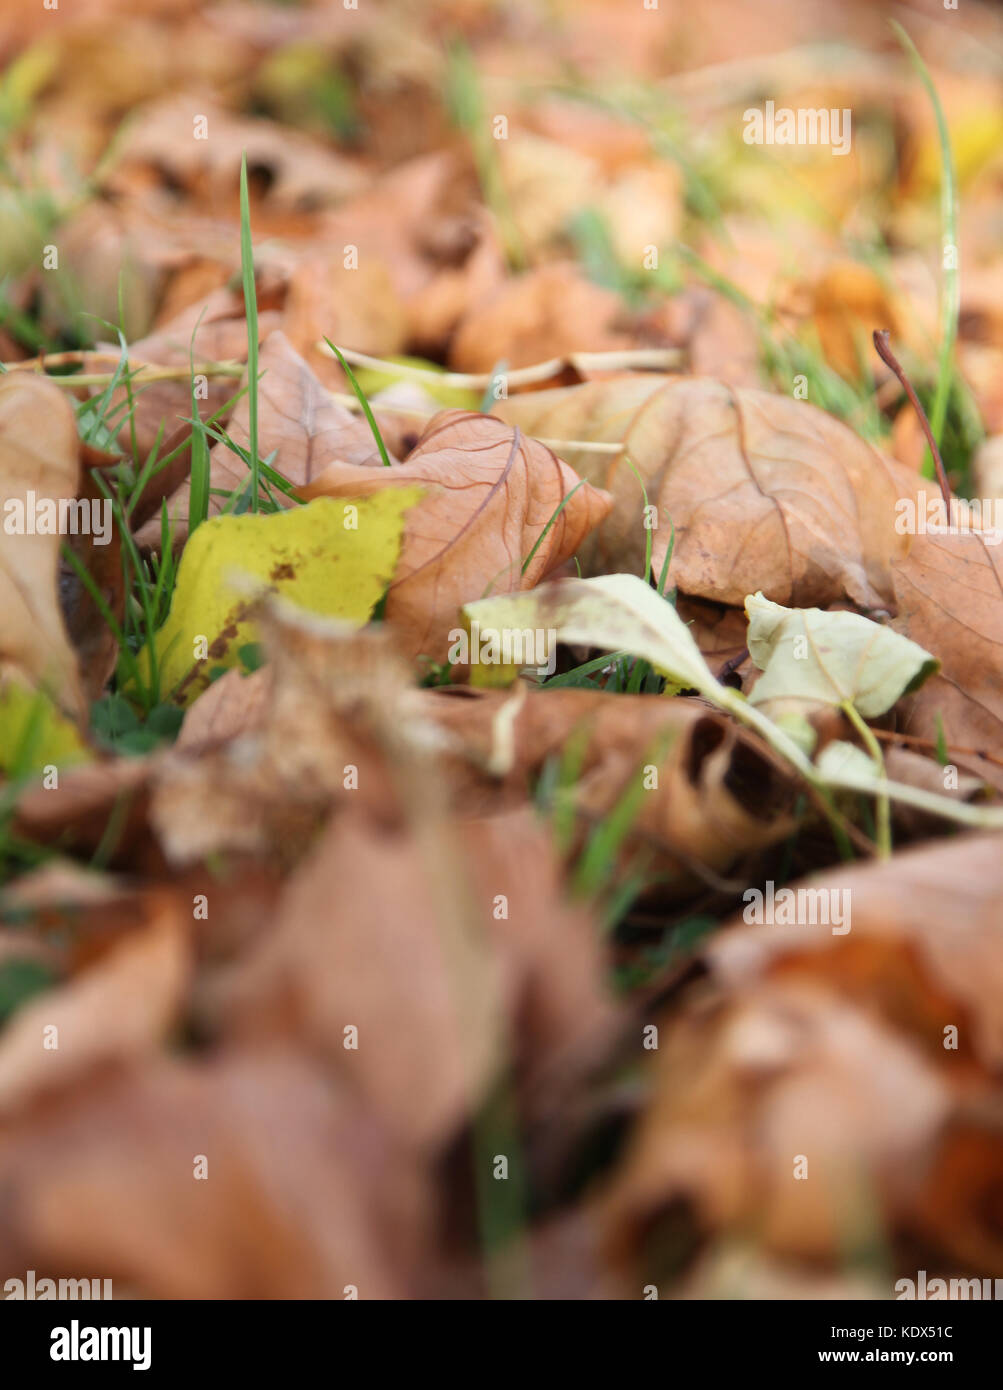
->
0;676;92;777
145;491;422;706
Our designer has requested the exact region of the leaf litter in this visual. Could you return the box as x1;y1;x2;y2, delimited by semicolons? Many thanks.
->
0;0;1002;1304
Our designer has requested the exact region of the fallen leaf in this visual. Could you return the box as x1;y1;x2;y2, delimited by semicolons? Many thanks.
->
746;592;938;718
0;375;88;764
450;264;630;374
889;523;1003;787
812;261;902;380
0;896;188;1117
417;684;797;895
600;830;1003;1289
0;1050;428;1298
144;490;421;704
137;331;404;546
497;376;907;611
104;95;367;226
302;412;613;663
465;573;719;697
209;812;505;1154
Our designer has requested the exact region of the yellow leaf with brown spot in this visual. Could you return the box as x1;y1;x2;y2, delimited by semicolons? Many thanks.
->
144;491;422;705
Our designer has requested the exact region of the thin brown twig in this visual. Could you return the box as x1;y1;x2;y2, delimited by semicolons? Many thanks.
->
872;329;952;505
1;352;245;387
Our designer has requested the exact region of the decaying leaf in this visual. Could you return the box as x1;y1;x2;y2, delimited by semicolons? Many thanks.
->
301;412;613;662
0;375;91;770
416;685;798;894
138;331;407;545
0;1051;429;1299
497;376;907;610
600;834;1003;1290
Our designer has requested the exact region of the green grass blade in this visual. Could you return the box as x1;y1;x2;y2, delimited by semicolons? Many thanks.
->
325;339;393;468
521;480;584;576
892;21;959;478
239;153;261;512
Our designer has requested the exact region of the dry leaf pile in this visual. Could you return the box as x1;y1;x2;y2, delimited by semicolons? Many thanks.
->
1;0;1002;1302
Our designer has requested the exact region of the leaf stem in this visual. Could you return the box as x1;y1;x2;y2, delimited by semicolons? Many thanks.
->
841;700;892;859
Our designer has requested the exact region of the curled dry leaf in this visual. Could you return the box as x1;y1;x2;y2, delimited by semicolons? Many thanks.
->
301;411;614;662
417;685;797;895
318;149;483;303
745;592;938;718
707;831;1003;1070
406;209;506;354
176;668;797;901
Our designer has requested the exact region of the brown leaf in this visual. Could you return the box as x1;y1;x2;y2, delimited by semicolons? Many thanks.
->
416;685;797;895
0;375;85;722
890;525;1003;788
136;332;402;546
151;611;438;866
600;978;952;1284
208;814;506;1154
302;410;613;662
812;261;902;381
282;256;407;380
0;895;188;1117
103;95;367;227
406;211;506;354
0;1050;428;1298
175;666;273;752
209;804;616;1154
450;264;630;374
600;831;1003;1290
707;831;1003;1071
498;376;906;612
13;758;156;868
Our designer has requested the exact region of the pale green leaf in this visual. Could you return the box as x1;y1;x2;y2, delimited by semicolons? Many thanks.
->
746;592;939;718
463;573;717;695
